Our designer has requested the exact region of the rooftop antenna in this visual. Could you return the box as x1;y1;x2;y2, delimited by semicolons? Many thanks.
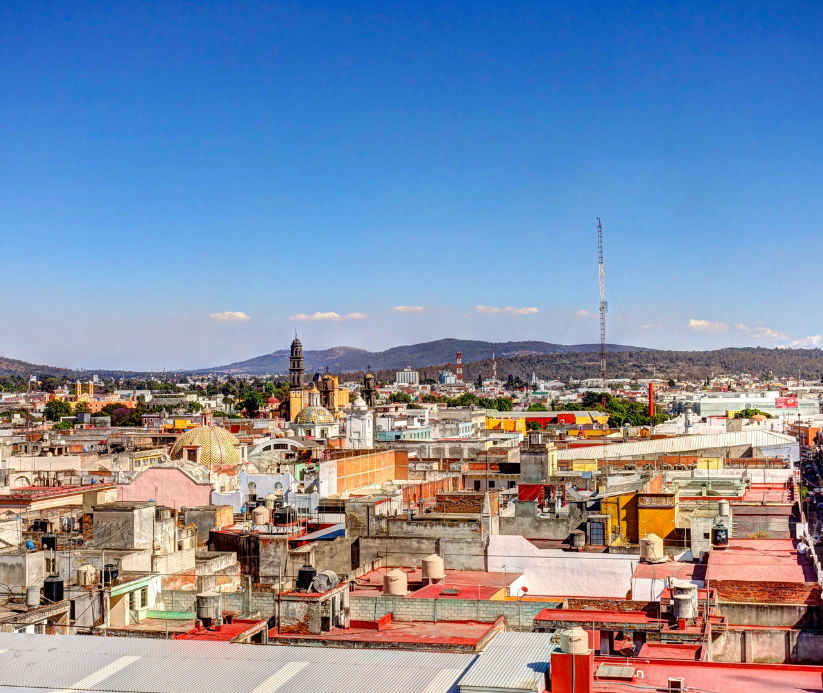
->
598;218;607;408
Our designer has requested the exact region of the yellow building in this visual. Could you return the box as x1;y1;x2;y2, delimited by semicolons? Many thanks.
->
601;490;678;546
485;416;527;435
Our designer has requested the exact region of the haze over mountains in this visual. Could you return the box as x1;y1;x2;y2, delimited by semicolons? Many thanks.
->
189;339;651;376
2;339;822;381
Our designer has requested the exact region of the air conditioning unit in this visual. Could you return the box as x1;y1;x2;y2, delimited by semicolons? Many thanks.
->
668;678;686;691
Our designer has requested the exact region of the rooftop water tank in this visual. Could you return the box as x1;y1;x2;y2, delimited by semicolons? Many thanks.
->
560;627;589;654
717;500;730;517
251;506;269;525
264;493;277;509
297;564;317;591
26;586;40;609
384;569;408;596
712;524;729;548
640;533;665;563
77;565;97;586
103;564;118;586
673;594;696;620
422;554;445;583
196;590;220;626
43;575;63;604
311;570;339;593
41;532;56;552
570;530;585;548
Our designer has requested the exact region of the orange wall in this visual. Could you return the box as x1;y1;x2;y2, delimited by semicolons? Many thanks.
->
335;450;408;494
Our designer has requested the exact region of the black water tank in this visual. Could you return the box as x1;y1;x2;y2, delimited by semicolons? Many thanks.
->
32;519;47;533
297;564;316;591
273;507;297;525
43;575;64;604
248;493;257;504
41;532;56;552
103;564;118;585
712;525;729;547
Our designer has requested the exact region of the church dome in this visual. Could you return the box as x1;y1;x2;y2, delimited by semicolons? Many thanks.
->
170;423;240;466
295;405;334;424
352;395;368;411
266;396;280;404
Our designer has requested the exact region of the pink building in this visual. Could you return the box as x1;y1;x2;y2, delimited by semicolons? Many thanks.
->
117;464;212;510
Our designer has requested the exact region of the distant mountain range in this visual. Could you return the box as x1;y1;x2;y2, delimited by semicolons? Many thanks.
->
189;339;653;376
3;341;822;382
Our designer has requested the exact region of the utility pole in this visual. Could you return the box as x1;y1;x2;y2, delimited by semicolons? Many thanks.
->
598;218;607;408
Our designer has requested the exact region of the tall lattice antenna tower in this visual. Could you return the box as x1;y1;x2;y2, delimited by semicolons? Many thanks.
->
598;218;607;405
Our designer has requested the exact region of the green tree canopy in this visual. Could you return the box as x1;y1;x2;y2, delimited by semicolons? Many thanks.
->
44;399;73;421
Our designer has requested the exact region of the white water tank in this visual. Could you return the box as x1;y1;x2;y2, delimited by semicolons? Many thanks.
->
640;533;665;563
25;586;40;609
77;565;97;586
673;594;696;620
264;493;277;509
560;627;589;654
421;554;445;583
673;581;698;615
717;500;730;517
251;506;269;525
384;569;408;596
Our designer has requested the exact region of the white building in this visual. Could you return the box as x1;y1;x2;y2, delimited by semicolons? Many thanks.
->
395;368;419;386
345;395;374;449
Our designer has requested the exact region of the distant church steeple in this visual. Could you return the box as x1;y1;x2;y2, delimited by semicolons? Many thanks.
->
289;335;305;388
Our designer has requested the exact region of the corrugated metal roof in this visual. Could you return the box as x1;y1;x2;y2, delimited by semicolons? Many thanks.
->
457;632;555;692
0;633;475;693
557;430;797;461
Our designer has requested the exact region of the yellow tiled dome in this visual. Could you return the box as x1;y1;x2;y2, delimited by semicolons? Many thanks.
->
295;405;334;424
170;424;240;466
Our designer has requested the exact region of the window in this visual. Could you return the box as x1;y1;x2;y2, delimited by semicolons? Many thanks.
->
474;480;481;491
140;587;148;608
488;480;495;488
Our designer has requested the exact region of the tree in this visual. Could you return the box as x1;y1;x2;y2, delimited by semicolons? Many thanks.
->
243;391;265;418
476;374;483;388
44;399;72;421
111;408;132;426
264;382;275;395
188;401;203;413
667;379;676;387
526;420;542;430
74;401;91;414
389;392;413;404
733;408;773;419
527;403;547;412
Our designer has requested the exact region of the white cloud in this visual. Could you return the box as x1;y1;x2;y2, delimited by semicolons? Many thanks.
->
475;305;501;314
688;319;728;333
393;306;425;314
290;312;341;322
505;307;538;315
778;334;822;349
733;323;788;341
641;324;658;329
210;311;251;322
289;311;368;322
574;310;590;317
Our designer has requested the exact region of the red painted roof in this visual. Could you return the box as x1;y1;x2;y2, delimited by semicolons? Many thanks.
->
632;561;706;581
594;656;823;692
173;618;265;641
707;539;815;584
270;618;499;648
636;642;702;660
535;608;661;625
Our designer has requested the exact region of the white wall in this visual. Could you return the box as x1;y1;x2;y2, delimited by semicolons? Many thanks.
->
487;535;639;598
631;576;705;601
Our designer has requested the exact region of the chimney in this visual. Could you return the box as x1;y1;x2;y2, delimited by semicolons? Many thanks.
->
648;383;654;419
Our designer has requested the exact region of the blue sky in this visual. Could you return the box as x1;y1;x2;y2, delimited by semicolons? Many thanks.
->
1;2;822;370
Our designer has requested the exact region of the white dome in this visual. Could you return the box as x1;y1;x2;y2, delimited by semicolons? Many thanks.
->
352;395;368;411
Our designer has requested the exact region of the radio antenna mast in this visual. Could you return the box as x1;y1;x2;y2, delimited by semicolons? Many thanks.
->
598;218;607;408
